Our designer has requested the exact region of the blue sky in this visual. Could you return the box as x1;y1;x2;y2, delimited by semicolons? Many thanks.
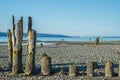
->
0;0;120;36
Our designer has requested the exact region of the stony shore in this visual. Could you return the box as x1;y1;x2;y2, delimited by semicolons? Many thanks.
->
0;41;120;80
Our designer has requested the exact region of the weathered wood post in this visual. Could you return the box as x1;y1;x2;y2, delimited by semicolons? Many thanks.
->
69;65;77;77
25;17;36;75
12;16;23;74
41;53;52;75
25;30;36;75
7;29;12;68
26;17;32;55
87;61;94;77
105;61;113;77
19;16;23;72
95;36;99;45
27;16;32;34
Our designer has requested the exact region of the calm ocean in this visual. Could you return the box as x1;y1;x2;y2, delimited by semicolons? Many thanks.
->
0;36;120;42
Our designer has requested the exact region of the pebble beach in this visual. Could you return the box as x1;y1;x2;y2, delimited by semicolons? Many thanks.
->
0;41;120;80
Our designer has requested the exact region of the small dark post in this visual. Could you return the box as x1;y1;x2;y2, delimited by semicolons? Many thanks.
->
95;36;99;45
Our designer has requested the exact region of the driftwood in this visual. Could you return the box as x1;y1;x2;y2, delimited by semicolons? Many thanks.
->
25;17;36;75
12;16;23;74
7;29;12;68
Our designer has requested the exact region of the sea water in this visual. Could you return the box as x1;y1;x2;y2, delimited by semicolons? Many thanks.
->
0;36;120;42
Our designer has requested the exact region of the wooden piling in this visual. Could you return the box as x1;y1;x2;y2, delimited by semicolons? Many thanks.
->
41;53;52;75
87;61;94;77
7;29;12;68
105;61;113;77
12;16;23;74
69;65;77;77
25;29;36;75
25;17;36;75
95;36;99;45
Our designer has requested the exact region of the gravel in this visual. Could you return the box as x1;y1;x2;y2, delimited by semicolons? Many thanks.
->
0;44;120;80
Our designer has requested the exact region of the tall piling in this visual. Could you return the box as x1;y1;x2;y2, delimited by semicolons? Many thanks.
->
12;16;23;74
